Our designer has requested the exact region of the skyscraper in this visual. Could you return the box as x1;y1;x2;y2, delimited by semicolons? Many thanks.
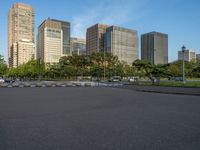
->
105;26;139;65
86;24;109;55
37;18;70;64
52;19;71;56
8;3;35;67
71;38;86;55
178;49;196;62
141;32;168;65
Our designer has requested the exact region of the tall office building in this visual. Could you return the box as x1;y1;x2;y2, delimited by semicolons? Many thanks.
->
178;49;196;62
86;24;109;55
71;38;86;55
8;3;35;67
141;32;168;65
105;26;139;65
37;18;70;64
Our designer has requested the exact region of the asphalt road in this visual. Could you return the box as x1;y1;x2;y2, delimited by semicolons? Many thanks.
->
123;85;200;96
0;87;200;150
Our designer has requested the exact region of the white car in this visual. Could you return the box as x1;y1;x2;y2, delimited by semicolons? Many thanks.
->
0;78;5;83
128;77;138;82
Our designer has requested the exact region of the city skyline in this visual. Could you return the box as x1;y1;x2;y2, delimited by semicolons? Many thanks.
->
0;0;200;62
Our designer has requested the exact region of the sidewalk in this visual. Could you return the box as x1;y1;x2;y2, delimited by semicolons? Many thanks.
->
123;85;200;96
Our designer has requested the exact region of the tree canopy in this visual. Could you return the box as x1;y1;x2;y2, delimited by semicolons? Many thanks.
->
0;55;7;77
0;53;199;80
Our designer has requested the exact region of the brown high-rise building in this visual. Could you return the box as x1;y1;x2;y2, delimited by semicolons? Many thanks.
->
86;23;139;65
8;3;35;67
86;24;109;55
141;32;168;65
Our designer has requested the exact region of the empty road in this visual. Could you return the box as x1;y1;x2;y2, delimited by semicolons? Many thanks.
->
0;87;200;150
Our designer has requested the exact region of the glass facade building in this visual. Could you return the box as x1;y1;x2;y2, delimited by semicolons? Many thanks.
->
86;24;109;55
71;38;86;55
51;19;71;55
105;26;139;65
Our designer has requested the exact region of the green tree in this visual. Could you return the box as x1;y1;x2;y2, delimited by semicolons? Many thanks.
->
0;55;8;77
7;68;19;78
45;63;61;79
168;60;198;78
132;60;170;83
191;64;200;78
132;60;154;81
168;64;181;77
59;55;90;79
7;59;45;79
90;52;119;78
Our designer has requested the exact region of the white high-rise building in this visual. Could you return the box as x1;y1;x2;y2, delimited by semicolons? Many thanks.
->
8;3;35;67
37;18;70;64
13;41;34;67
178;49;196;62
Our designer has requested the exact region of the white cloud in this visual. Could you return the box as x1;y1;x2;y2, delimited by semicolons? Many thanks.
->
71;0;147;38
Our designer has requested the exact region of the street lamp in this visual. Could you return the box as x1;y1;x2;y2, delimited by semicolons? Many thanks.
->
181;45;186;84
38;58;42;81
104;48;106;81
78;48;80;56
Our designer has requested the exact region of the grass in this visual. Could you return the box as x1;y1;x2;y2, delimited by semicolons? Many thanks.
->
159;81;200;88
137;80;200;88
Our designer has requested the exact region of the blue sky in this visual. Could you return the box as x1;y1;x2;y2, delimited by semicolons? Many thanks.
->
0;0;200;62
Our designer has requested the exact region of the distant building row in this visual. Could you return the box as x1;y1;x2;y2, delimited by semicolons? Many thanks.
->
8;3;86;67
178;49;200;62
86;24;169;65
86;24;139;65
8;3;173;68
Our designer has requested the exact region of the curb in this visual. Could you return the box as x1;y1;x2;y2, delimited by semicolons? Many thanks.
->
136;89;200;96
0;83;124;88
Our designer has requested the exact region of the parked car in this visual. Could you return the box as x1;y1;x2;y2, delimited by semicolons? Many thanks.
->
0;78;5;83
170;76;184;81
127;76;139;82
109;76;121;82
4;79;15;83
15;78;21;82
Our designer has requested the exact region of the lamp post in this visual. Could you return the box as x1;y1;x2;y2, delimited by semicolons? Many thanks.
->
104;48;106;81
78;48;80;56
38;58;41;81
182;45;186;84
